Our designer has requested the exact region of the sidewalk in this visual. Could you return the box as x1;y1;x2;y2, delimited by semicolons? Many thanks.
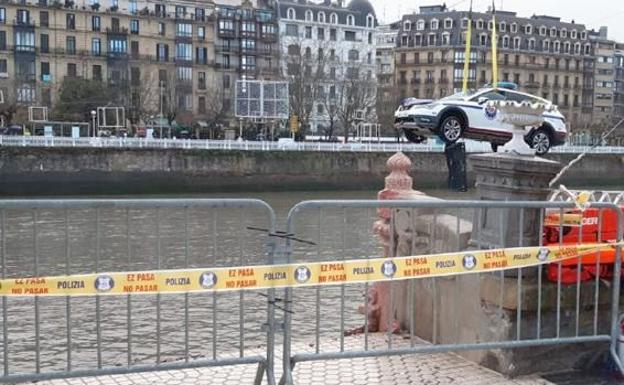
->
26;334;552;385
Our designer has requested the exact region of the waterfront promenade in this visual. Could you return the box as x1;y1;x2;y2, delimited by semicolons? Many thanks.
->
31;335;551;385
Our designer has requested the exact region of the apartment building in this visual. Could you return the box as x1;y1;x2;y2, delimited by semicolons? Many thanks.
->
394;4;594;128
0;0;279;127
278;0;377;134
615;43;624;120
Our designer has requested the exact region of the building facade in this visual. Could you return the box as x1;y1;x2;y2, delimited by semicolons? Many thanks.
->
278;0;377;135
394;4;595;129
0;0;279;131
615;43;624;120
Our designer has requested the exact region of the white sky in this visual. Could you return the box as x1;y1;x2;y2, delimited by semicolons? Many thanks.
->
370;0;624;42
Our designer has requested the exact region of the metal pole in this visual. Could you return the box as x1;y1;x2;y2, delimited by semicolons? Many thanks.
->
160;81;164;139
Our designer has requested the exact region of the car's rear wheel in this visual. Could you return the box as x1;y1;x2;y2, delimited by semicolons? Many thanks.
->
403;129;425;144
531;128;552;155
439;115;464;144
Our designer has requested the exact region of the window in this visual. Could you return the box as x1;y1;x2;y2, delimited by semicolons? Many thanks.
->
198;96;206;113
176;23;192;37
554;41;560;53
513;36;520;50
198;26;205;40
40;11;49;27
17;85;35;103
0;8;5;23
197;71;206;90
367;14;374;28
543;39;550;52
305;26;312;39
330;13;337;24
571;30;577;39
108;38;127;54
40;33;48;53
241;21;255;34
0;59;6;73
404;20;411;31
416;19;424;30
431;19;439;30
525;24;532;35
539;26;546;36
305;10;313;22
477;19;484;29
175;5;186;18
129;0;137;14
286;24;298;37
92;38;101;55
479;34;487;46
318;12;325;23
345;31;355;41
561;28;567;38
66;36;76;54
499;21;506;32
155;4;166;17
128;19;139;34
131;41;139;57
17;9;29;24
156;43;169;61
442;33;450;45
550;27;557;37
177;66;192;81
67;63;77;77
195;8;204;21
348;49;359;61
444;18;452;29
317;27;325;40
66;13;75;29
286;8;296;19
158;22;165;36
502;35;509;48
330;28;336;41
461;18;468;28
175;43;192;61
15;31;35;51
347;15;354;26
92;15;100;31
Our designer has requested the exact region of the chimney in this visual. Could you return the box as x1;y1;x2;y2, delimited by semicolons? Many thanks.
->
599;26;608;39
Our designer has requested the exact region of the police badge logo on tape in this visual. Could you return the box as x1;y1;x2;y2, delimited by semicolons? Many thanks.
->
199;272;218;289
294;266;311;284
381;260;397;278
536;248;551;262
94;275;114;292
462;254;477;270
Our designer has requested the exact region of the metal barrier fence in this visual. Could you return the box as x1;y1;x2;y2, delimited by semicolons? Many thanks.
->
0;199;278;384
0;198;623;384
2;135;624;154
279;200;623;385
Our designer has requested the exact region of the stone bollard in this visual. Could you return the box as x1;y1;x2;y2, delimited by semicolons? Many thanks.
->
364;152;427;332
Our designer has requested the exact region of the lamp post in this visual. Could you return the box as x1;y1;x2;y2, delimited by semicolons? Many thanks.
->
91;110;97;138
159;80;164;139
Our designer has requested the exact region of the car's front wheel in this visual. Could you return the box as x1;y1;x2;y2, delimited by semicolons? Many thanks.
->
531;128;552;155
438;115;464;144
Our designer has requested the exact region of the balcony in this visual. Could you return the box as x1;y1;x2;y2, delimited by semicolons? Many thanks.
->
410;78;421;85
14;45;36;54
174;56;193;65
216;44;238;53
260;33;277;43
13;19;35;28
439;78;449;84
525;82;540;89
106;27;128;35
218;28;236;38
107;51;128;61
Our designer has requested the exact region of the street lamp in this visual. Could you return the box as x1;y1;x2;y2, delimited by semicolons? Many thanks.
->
91;110;97;138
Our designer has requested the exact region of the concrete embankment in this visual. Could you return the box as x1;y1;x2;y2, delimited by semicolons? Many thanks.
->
0;146;622;195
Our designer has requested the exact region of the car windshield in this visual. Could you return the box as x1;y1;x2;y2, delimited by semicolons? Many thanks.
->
439;92;473;101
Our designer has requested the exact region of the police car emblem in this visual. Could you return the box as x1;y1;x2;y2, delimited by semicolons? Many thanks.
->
462;254;477;270
94;275;114;292
199;272;218;289
381;260;397;278
484;104;498;120
536;248;550;262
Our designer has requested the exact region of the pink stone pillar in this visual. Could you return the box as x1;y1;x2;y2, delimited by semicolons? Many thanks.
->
361;152;425;333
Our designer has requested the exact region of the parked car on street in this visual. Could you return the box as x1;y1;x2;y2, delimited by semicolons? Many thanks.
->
394;86;567;155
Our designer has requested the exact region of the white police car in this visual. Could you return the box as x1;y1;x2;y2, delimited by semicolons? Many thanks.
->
394;85;567;155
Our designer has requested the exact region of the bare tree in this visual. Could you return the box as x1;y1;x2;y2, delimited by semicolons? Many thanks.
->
283;38;327;138
334;69;377;142
321;86;339;140
0;82;20;126
199;86;229;139
129;70;160;126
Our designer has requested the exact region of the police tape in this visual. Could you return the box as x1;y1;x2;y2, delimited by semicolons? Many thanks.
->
1;243;622;297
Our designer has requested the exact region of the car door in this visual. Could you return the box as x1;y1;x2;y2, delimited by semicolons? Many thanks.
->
465;90;509;137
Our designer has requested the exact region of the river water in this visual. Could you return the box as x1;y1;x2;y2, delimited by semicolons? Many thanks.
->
0;187;619;376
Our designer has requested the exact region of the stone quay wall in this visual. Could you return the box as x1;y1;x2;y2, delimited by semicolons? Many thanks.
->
0;146;622;195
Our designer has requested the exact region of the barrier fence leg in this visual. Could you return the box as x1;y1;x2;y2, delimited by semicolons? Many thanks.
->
253;362;266;385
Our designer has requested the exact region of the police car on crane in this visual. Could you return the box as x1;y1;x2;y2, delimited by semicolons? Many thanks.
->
394;82;568;155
